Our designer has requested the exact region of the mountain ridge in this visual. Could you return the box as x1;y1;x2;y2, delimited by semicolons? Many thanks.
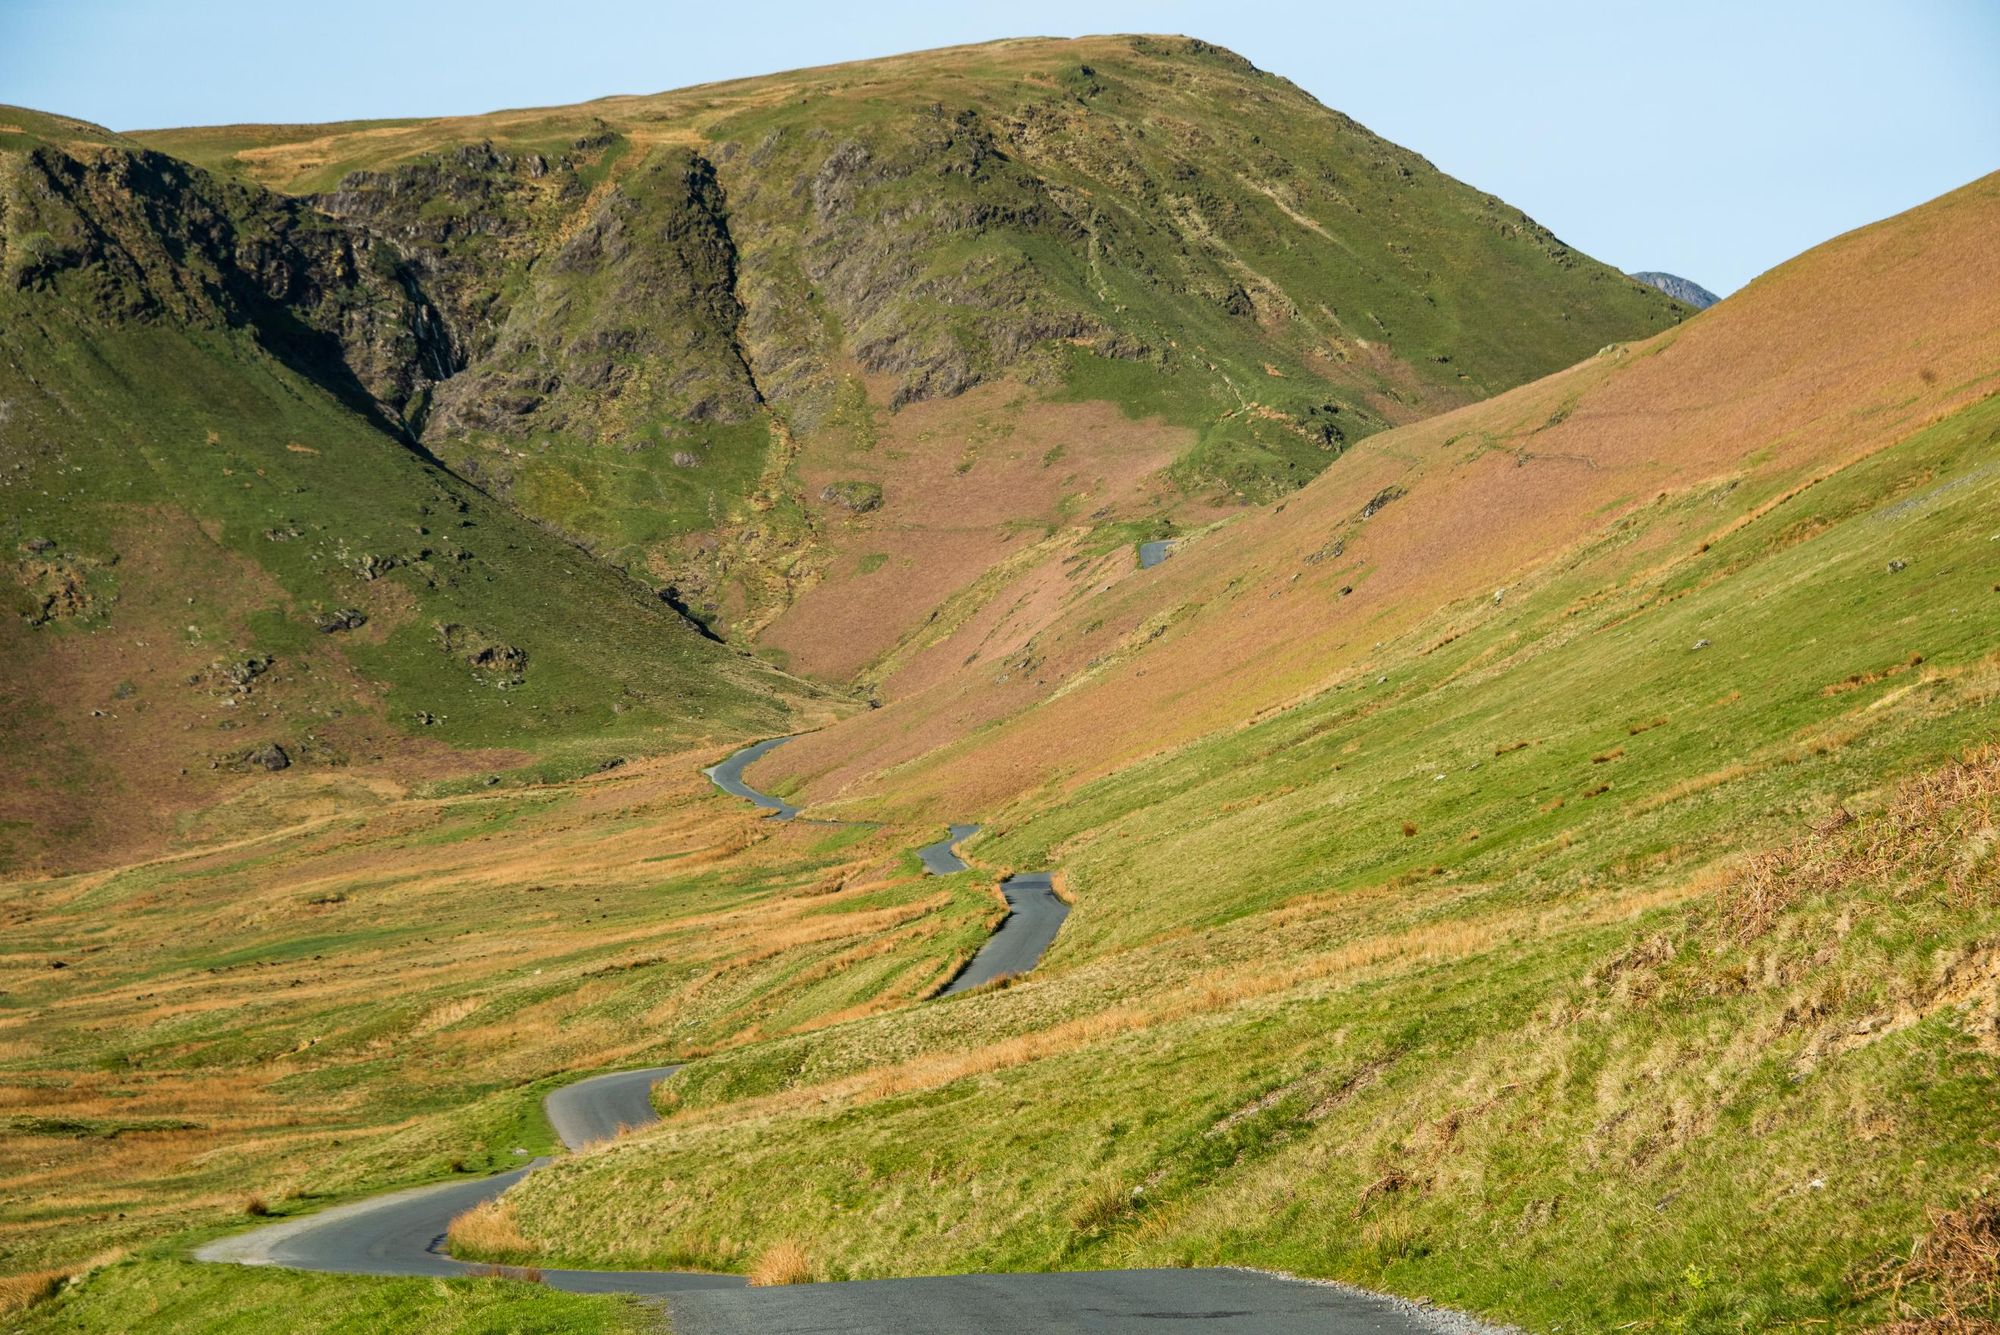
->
123;35;1690;647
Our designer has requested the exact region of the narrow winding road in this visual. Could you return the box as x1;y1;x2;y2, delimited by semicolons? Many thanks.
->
192;743;1493;1333
939;871;1069;995
198;1066;1478;1332
701;735;802;819
714;739;1071;993
193;1066;742;1296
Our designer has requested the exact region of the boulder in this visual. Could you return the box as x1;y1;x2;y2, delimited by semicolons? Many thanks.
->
244;743;290;772
820;480;884;514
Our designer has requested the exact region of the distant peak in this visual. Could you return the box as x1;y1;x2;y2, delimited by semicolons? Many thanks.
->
1629;271;1720;309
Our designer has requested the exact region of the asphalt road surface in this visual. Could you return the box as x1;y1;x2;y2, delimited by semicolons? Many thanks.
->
545;1065;679;1149
702;736;801;819
668;1268;1473;1333
916;822;982;874
939;871;1071;995
194;1066;745;1295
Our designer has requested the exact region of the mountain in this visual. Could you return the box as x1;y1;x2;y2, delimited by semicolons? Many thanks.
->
131;35;1689;671
0;36;1693;867
1629;269;1719;308
0;108;826;873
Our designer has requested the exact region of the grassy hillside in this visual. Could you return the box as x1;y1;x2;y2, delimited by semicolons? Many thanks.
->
3;43;1995;1335
0;754;1002;1314
0;130;824;872
759;171;2000;821
128;36;1687;658
453;179;2000;1330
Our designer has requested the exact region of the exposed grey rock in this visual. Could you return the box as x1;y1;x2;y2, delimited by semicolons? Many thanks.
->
244;743;290;771
820;480;883;513
1360;485;1405;520
314;608;368;633
324;606;369;632
215;656;274;692
1629;271;1720;310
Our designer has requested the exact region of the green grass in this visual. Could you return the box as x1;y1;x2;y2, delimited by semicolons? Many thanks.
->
483;391;2000;1329
129;33;1687;552
0;320;795;758
11;1259;648;1334
0;158;820;866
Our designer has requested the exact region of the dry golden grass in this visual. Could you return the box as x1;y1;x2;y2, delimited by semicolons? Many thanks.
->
0;1269;64;1317
1716;745;2000;940
0;1250;121;1318
0;747;1002;1271
448;1199;534;1262
747;1238;815;1286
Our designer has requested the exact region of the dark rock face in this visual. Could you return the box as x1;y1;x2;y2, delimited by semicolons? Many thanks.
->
417;147;762;444
313;608;368;633
819;481;883;514
1629;272;1720;310
434;622;528;686
2;144;441;432
244;743;290;771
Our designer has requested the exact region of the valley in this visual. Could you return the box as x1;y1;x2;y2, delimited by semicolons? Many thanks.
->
1;28;1997;1335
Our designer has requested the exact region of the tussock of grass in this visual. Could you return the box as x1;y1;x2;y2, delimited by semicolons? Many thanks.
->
747;1239;815;1286
0;1270;65;1318
448;1199;536;1266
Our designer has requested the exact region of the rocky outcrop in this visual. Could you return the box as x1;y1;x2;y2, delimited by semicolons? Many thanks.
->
419;147;762;445
434;622;528;687
0;143;440;429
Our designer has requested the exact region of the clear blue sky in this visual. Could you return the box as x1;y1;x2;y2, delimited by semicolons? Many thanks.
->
4;0;1995;294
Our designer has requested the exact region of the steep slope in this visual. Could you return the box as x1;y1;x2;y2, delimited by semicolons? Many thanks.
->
757;172;1999;819
0;119;822;873
1629;269;1719;308
132;36;1688;667
487;175;2000;1329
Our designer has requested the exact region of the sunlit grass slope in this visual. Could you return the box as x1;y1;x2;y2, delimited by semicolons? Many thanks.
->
473;182;2000;1331
0;754;1001;1300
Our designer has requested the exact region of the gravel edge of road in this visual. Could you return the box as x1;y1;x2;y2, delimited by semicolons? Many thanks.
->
1226;1268;1525;1334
